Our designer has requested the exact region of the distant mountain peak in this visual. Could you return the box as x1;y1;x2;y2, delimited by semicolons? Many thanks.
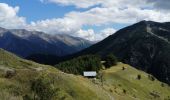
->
0;27;94;57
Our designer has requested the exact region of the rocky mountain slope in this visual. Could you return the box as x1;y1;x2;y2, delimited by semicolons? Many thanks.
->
74;21;170;84
0;27;93;57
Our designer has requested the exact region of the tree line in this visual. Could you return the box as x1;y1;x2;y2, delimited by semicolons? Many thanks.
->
55;54;118;75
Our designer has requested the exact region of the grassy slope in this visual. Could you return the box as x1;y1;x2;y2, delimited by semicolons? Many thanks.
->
0;49;112;100
100;62;170;100
0;49;170;100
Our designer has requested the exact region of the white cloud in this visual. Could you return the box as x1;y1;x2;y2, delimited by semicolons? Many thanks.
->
42;0;148;9
2;1;170;41
0;3;26;29
100;28;116;37
27;6;170;35
65;5;170;25
75;28;117;41
76;29;96;41
27;18;81;34
30;0;170;40
41;0;101;8
146;0;170;10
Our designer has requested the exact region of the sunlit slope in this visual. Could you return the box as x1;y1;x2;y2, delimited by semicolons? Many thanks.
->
99;62;170;100
0;49;113;100
0;49;170;100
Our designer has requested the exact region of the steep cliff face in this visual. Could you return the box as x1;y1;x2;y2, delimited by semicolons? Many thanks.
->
75;21;170;84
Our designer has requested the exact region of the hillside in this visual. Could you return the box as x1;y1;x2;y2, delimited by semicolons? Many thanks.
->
73;21;170;85
0;27;93;57
0;49;112;100
99;62;170;100
0;49;170;100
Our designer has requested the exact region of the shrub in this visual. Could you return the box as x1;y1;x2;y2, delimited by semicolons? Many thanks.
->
23;95;31;100
122;67;125;70
109;89;113;93
123;89;126;94
161;83;165;87
137;74;141;80
0;91;22;100
148;75;155;81
133;94;136;98
150;91;160;98
5;70;16;78
118;84;122;87
31;76;58;100
104;54;117;68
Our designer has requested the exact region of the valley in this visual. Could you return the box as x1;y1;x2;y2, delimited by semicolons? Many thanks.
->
0;21;170;100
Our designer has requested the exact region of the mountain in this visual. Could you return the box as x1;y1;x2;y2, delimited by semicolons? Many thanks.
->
73;21;170;84
26;53;62;65
0;27;93;57
0;49;170;100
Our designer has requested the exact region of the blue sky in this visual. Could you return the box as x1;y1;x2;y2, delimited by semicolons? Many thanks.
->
0;0;169;41
0;0;76;22
0;0;126;31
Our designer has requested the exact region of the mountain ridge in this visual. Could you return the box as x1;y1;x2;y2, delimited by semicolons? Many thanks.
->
0;27;93;57
72;20;170;84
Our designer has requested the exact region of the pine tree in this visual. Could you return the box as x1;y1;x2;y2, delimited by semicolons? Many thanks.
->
104;54;117;68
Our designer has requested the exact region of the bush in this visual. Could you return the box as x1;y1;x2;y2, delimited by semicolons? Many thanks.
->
109;89;113;93
31;76;58;100
137;74;141;80
55;55;102;75
148;75;155;81
161;83;165;87
104;54;117;68
123;89;126;94
150;91;160;98
122;67;125;70
5;70;16;78
23;95;32;100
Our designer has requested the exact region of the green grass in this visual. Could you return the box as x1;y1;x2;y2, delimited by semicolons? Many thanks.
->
0;49;170;100
0;49;112;100
99;62;170;100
